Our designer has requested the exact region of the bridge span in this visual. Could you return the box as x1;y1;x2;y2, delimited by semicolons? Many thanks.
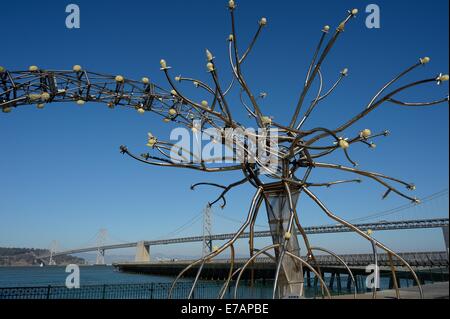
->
45;218;449;263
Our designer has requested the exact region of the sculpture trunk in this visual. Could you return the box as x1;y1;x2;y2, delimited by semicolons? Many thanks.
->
265;185;304;298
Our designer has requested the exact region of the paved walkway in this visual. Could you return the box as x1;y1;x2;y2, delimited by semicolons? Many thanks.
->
335;282;449;299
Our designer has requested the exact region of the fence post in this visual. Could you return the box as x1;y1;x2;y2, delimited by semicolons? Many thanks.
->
102;284;106;299
150;283;154;300
46;285;51;300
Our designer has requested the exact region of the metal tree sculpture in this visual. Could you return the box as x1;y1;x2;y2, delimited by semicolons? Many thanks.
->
1;1;449;299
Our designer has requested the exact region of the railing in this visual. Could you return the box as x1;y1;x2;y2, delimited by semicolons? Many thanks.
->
0;281;275;300
2;269;448;299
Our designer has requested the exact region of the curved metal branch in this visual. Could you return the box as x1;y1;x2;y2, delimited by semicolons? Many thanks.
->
387;96;449;107
191;177;249;208
167;187;263;299
290;11;355;128
302;187;424;298
313;162;418;202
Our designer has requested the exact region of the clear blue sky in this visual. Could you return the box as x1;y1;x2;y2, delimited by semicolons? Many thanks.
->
0;0;448;257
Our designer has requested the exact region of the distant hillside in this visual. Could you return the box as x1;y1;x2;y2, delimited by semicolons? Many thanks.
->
0;247;85;266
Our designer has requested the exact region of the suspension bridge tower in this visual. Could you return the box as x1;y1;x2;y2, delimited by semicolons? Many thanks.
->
96;229;108;265
48;240;59;266
202;205;213;256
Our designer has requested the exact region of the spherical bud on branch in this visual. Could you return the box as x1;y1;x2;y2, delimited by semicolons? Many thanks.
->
137;108;145;115
207;62;215;72
160;59;168;70
0;66;5;73
147;133;158;148
284;232;292;240
339;139;350;149
369;143;377;149
115;75;125;83
37;103;45;110
163;118;171;123
170;90;178;96
420;57;431;65
174;76;181;82
436;74;449;84
28;94;41;101
2;107;12;113
228;34;234;42
360;129;372;139
40;92;51;102
73;65;82;72
228;0;236;10
322;25;330;33
206;49;214;62
341;68;349;76
351;8;359;16
76;99;86;106
29;65;39;72
142;77;150;84
192;122;202;133
261;116;272;126
201;100;209;107
367;229;373;236
407;184;417;191
168;108;177;116
193;81;200;88
413;198;421;205
259;17;267;26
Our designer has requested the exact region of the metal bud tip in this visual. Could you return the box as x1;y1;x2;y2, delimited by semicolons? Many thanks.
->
420;57;431;65
261;116;272;126
437;74;449;82
360;129;372;139
339;139;350;149
206;49;214;62
207;62;215;72
40;92;51;101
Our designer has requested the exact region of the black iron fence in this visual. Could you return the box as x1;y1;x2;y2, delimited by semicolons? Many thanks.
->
1;269;448;300
0;280;275;300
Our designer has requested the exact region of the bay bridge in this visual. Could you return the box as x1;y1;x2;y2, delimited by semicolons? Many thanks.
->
36;189;449;271
41;218;449;265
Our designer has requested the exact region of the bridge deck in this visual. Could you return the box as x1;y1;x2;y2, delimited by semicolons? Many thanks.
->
114;252;449;280
48;218;449;258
